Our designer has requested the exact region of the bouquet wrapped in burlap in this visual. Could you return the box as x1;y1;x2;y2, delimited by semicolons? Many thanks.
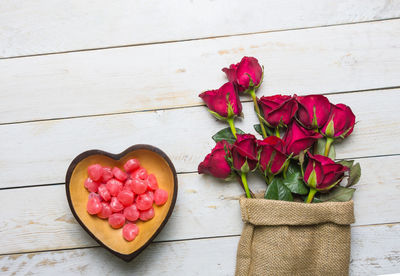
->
236;197;355;276
197;56;361;276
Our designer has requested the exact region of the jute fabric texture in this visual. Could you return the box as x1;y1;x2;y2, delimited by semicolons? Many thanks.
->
235;197;355;276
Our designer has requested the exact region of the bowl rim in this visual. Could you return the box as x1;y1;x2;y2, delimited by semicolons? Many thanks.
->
65;144;178;262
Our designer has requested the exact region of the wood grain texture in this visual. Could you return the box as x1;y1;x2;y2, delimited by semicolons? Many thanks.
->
0;89;399;188
1;19;400;124
0;155;399;255
0;223;399;275
1;0;400;58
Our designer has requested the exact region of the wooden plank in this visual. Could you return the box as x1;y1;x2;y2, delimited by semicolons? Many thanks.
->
1;0;400;58
0;89;399;188
0;155;398;255
0;223;399;275
1;19;400;124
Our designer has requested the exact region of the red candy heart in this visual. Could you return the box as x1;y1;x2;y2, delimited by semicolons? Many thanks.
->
106;179;123;197
110;197;124;213
130;178;147;195
133;167;148;180
87;196;102;215
122;223;139;241
117;190;134;206
124;158;140;173
136;194;153;211
87;164;103;182
97;202;112;219
139;207;155;221
85;161;168;241
84;178;100;193
112;167;128;182
101;167;113;183
98;184;111;202
154;189;168;206
108;213;125;229
124;204;140;222
147;174;159;190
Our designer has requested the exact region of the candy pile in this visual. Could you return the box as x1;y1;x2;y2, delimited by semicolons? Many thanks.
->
84;159;168;241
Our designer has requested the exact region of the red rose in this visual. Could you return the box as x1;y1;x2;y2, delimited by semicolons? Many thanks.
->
199;82;242;119
222;56;263;93
232;134;258;172
296;95;331;129
303;152;349;191
283;121;323;156
258;95;298;127
198;141;232;179
258;136;289;175
321;103;355;139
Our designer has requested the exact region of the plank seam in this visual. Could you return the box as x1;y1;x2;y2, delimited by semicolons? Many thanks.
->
1;86;399;127
1;17;400;60
0;153;399;191
0;222;398;257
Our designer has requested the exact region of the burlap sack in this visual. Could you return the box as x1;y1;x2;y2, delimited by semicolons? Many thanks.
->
235;197;355;276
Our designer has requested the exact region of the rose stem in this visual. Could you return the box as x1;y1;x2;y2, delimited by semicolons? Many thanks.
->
236;173;255;198
241;172;252;198
227;118;237;139
306;187;317;203
249;89;267;138
324;137;334;156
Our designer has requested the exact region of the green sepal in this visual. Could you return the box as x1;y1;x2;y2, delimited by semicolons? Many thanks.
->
240;160;250;174
207;109;228;121
312;106;319;129
324;119;335;138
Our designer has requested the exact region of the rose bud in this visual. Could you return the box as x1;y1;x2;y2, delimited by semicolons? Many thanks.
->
198;140;232;179
222;56;263;93
283;121;323;156
232;134;258;173
258;136;289;175
321;103;356;139
199;82;242;120
296;95;331;129
258;95;298;127
304;152;349;191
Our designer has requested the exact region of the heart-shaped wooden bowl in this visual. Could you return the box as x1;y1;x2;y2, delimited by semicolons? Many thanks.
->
65;144;178;262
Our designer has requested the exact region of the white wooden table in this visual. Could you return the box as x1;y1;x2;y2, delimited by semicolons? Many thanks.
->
1;1;400;275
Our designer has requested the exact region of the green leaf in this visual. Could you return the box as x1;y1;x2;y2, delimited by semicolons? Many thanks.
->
264;177;294;201
282;162;309;195
254;124;263;136
253;124;274;137
347;163;361;187
316;186;355;202
315;138;336;159
212;127;245;144
312;197;323;203
337;160;354;168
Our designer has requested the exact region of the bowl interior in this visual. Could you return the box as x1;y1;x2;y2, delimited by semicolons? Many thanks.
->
68;148;176;256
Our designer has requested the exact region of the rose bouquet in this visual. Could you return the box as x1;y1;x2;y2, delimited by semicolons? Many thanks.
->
198;57;361;275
